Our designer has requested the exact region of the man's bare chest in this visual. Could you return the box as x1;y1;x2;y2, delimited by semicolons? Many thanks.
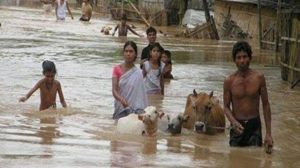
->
231;77;260;98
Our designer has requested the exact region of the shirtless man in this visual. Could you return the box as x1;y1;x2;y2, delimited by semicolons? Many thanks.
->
79;0;92;21
223;41;273;152
112;15;143;37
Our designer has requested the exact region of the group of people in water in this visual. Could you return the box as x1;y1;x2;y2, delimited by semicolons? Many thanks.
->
40;0;92;21
20;0;273;153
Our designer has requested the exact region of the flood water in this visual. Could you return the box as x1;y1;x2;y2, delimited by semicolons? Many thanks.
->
1;5;300;168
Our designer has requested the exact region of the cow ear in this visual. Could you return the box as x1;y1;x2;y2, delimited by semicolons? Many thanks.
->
138;114;143;121
159;111;165;119
209;91;214;98
193;89;197;96
183;115;190;122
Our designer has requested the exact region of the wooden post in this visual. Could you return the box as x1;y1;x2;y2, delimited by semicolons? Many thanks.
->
202;0;211;23
122;0;124;16
258;0;262;49
275;0;282;52
202;0;219;40
211;16;220;40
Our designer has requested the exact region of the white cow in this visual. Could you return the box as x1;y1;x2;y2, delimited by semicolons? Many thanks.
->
116;106;164;136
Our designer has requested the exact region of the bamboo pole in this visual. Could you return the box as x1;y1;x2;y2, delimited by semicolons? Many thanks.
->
291;77;300;89
258;0;262;49
275;0;282;52
127;0;150;27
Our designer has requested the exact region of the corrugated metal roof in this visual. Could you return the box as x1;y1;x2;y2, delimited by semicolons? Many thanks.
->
217;0;292;9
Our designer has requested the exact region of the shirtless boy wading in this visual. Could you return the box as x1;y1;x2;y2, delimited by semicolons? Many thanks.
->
223;41;273;151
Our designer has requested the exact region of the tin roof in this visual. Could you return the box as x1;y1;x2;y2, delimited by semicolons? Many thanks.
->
216;0;295;9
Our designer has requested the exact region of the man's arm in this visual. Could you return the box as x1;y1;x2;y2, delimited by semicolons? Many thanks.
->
112;25;119;36
127;25;143;37
223;77;244;134
260;74;273;146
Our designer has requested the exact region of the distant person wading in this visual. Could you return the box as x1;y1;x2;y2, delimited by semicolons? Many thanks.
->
79;0;92;21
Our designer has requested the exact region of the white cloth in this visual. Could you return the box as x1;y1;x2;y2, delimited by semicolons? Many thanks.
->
113;66;148;119
56;0;67;20
143;61;165;94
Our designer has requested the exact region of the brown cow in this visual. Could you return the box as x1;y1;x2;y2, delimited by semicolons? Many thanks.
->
182;90;225;134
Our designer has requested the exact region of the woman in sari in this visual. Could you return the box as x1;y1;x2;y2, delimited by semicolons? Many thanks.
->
112;41;148;120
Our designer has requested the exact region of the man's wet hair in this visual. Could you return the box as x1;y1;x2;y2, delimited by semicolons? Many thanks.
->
121;14;127;21
232;41;252;60
146;26;157;35
123;41;138;60
42;60;56;74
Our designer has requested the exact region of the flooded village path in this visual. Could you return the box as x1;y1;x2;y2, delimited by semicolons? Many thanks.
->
0;5;300;168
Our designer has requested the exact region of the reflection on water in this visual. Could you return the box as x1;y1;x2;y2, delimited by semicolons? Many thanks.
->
110;139;157;167
1;5;300;168
39;118;58;145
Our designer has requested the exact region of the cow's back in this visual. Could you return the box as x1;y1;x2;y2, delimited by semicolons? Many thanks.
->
116;114;145;135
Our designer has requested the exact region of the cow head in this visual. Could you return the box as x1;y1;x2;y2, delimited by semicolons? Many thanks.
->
167;113;189;135
138;106;164;136
189;90;215;133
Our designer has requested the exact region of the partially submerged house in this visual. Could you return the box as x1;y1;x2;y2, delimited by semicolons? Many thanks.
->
278;1;300;87
214;0;282;40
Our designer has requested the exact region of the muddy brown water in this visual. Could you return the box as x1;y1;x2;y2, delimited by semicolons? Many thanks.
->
0;5;300;168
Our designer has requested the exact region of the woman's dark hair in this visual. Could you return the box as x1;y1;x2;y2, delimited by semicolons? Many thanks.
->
42;60;56;74
146;26;157;35
149;43;162;77
232;41;252;60
123;41;138;60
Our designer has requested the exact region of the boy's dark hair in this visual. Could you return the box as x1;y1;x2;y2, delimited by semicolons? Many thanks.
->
163;50;171;58
123;41;138;61
146;26;157;35
162;50;172;64
121;14;127;21
232;41;252;60
42;60;56;74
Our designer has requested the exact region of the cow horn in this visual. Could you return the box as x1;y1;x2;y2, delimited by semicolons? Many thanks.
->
209;91;214;98
193;89;197;96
